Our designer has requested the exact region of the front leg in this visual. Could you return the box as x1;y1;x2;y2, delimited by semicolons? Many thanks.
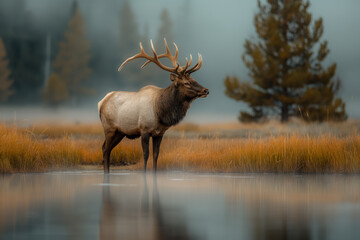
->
152;135;163;173
141;133;150;172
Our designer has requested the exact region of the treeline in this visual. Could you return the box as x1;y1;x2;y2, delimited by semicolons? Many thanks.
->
0;0;177;106
0;0;349;123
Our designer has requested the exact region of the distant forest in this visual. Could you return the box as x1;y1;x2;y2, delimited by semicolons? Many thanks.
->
0;0;191;106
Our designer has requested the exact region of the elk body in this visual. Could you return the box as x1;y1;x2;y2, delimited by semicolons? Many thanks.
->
98;39;208;173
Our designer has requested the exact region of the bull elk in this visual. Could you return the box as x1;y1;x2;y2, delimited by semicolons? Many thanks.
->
98;39;209;173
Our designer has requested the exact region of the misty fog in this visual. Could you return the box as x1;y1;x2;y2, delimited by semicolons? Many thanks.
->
0;0;359;124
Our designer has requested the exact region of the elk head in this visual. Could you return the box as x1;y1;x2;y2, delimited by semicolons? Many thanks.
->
118;38;209;100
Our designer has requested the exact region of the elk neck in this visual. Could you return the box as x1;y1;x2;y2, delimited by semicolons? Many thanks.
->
156;83;192;127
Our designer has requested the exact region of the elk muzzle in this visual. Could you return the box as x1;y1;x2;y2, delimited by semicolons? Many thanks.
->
199;88;209;98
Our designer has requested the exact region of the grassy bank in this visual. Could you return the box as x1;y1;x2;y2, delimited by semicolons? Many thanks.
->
0;124;141;173
1;123;360;173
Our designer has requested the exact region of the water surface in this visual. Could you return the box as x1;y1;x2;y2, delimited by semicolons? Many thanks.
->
1;171;359;240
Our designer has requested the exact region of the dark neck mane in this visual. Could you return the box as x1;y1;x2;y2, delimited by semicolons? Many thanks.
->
156;84;191;127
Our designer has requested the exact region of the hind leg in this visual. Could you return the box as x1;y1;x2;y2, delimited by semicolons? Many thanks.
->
102;141;106;165
103;130;124;173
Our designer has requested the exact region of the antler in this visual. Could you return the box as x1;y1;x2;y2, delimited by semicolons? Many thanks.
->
118;38;203;76
118;40;179;74
141;38;179;69
185;53;202;75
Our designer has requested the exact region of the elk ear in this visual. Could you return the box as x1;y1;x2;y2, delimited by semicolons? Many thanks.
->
170;74;177;82
170;74;179;86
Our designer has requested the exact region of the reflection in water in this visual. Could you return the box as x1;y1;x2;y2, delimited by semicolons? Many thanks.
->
0;172;359;239
250;194;314;240
99;173;192;240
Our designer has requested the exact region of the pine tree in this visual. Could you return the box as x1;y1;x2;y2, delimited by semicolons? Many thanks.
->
137;23;160;86
43;73;69;107
0;38;13;102
118;1;142;84
119;1;140;58
156;9;175;52
0;0;43;103
52;1;92;104
146;8;176;87
224;0;347;123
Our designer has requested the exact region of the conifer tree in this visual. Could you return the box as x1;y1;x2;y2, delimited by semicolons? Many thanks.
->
52;1;92;104
224;0;347;122
137;23;160;85
119;1;140;57
118;1;142;85
43;73;69;107
156;9;175;52
0;38;13;102
147;8;175;87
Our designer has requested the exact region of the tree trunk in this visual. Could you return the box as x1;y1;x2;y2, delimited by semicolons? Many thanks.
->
281;104;289;123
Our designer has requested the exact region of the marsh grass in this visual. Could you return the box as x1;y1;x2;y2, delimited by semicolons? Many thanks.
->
152;135;360;173
24;123;104;138
0;123;359;173
22;119;360;138
0;124;141;173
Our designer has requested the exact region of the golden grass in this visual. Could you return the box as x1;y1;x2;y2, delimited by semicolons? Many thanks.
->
0;124;141;173
22;119;360;138
149;135;360;173
24;122;104;138
1;123;360;173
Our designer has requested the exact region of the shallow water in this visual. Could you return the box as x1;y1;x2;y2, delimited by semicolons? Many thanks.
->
0;171;359;240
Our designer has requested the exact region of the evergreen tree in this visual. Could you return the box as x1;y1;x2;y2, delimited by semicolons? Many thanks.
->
52;1;92;104
224;0;347;122
0;38;13;102
118;1;142;85
119;1;140;57
137;23;160;86
147;8;176;87
0;0;43;103
43;73;69;107
156;9;175;52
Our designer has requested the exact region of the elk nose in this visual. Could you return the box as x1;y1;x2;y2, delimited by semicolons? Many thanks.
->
202;88;209;95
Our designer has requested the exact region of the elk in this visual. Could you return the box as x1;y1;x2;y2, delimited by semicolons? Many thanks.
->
98;39;209;173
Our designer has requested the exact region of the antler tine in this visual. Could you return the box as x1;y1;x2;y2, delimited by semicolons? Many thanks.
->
119;39;200;76
180;56;190;74
181;54;193;74
188;54;193;66
141;38;180;70
164;38;171;54
118;42;144;71
173;42;179;63
185;53;203;74
150;39;158;60
119;39;178;74
198;54;203;68
163;38;179;68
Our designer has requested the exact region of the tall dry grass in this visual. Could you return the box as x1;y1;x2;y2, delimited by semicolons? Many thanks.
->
24;123;104;138
0;124;141;173
1;123;360;173
150;135;360;173
22;119;360;139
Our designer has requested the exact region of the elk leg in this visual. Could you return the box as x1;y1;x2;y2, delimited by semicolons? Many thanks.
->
152;135;163;173
103;130;124;173
141;133;150;172
102;140;106;165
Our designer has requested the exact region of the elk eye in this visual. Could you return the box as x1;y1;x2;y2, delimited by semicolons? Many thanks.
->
184;83;191;88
